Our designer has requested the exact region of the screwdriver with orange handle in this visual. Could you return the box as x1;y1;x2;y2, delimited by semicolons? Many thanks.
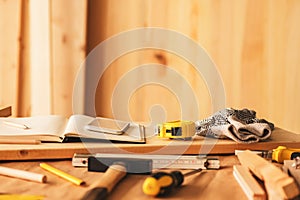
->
142;168;202;197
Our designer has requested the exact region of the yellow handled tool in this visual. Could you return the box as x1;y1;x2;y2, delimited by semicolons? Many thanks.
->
236;146;300;163
142;169;202;197
272;146;300;163
156;120;195;139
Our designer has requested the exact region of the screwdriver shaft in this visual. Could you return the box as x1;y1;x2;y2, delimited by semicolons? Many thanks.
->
182;168;202;177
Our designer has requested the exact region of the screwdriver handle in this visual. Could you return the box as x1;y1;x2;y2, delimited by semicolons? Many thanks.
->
142;171;184;196
272;146;300;163
142;168;203;197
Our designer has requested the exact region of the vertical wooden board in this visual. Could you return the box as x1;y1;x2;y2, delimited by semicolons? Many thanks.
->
202;0;247;109
17;0;32;117
263;2;287;129
281;1;300;133
50;0;87;116
92;0;215;121
86;0;109;53
91;0;148;118
229;0;247;108
0;0;22;116
85;0;110;116
105;0;147;33
188;0;223;117
263;1;300;133
162;0;214;119
94;49;211;122
29;0;51;115
239;0;268;112
172;0;226;119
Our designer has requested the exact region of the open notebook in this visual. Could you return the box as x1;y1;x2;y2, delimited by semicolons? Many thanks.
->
0;115;146;143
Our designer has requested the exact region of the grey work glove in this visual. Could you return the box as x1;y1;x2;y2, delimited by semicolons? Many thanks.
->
195;108;274;143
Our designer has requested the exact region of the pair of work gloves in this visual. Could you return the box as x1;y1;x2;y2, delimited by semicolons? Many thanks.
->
195;108;274;143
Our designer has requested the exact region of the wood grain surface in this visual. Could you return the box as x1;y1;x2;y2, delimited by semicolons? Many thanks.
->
88;0;300;134
0;127;299;161
1;0;300;136
0;106;12;117
0;156;247;200
0;0;21;115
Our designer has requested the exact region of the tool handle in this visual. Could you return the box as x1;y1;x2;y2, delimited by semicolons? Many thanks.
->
82;164;127;200
272;146;300;163
142;171;184;197
96;164;127;192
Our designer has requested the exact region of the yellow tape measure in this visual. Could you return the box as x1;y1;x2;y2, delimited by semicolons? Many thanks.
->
156;120;195;139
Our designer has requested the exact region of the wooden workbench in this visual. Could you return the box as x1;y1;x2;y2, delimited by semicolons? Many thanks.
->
0;126;299;199
0;155;247;200
0;127;299;160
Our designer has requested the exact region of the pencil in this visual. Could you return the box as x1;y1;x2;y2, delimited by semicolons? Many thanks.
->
40;163;85;186
0;166;47;183
3;121;30;129
0;139;41;144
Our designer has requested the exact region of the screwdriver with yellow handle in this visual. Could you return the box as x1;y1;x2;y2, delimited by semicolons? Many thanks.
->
142;168;202;197
235;146;300;164
272;146;300;163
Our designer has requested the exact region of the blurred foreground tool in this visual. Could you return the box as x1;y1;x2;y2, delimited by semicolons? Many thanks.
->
272;146;300;163
237;150;300;199
156;120;195;139
235;145;300;163
0;194;44;200
142;168;202;197
282;159;300;189
81;163;127;200
87;157;152;174
233;165;266;200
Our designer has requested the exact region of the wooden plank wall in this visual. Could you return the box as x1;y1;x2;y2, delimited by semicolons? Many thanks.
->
0;0;22;115
50;0;87;116
1;0;300;134
0;0;87;117
29;0;52;115
87;0;300;133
